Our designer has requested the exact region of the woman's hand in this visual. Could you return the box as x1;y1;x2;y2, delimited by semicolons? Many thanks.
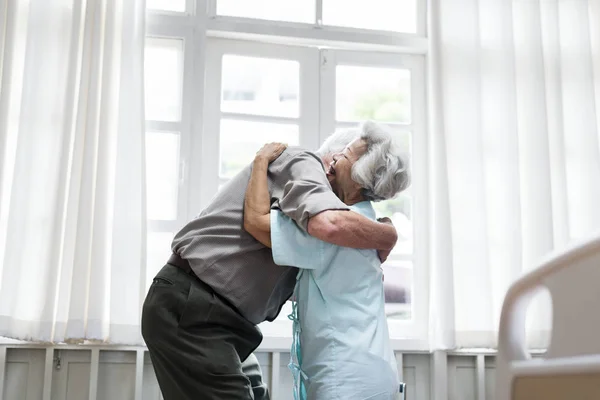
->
376;217;394;263
255;142;288;163
245;142;286;248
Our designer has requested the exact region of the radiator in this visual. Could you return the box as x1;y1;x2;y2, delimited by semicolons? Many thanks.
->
0;344;503;400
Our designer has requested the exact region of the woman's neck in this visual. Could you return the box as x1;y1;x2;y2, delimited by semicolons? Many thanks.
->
343;191;365;206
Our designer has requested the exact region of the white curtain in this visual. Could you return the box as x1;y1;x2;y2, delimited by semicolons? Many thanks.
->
429;0;600;350
0;0;146;344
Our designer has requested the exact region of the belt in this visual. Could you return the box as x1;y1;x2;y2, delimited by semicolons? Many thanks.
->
167;253;193;274
167;253;246;320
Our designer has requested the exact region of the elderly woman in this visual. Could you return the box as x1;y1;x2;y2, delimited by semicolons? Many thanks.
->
244;121;410;400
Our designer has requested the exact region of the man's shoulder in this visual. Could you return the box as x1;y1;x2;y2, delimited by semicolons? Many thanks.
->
271;146;326;176
275;146;322;166
283;145;317;156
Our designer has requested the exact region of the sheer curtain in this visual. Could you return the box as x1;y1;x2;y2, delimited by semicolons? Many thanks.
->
429;0;600;350
0;0;146;344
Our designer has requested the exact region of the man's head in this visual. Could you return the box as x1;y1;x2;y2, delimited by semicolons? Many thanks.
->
316;121;411;204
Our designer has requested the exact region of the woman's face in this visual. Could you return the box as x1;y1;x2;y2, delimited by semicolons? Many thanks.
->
326;138;368;202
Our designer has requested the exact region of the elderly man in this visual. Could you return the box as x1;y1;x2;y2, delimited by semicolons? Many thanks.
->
244;121;410;399
141;122;398;400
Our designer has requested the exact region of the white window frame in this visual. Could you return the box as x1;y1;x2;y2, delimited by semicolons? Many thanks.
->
206;0;428;51
200;38;320;208
319;49;429;347
144;34;191;232
144;14;197;291
145;0;430;351
146;1;208;224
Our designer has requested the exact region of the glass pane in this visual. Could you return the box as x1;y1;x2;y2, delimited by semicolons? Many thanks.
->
220;119;299;178
144;38;184;121
147;0;185;12
323;0;416;33
383;260;412;320
221;55;300;118
146;132;180;220
145;232;174;292
217;0;315;23
336;65;411;124
374;192;413;255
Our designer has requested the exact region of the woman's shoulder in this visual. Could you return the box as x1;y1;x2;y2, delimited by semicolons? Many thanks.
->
348;201;376;220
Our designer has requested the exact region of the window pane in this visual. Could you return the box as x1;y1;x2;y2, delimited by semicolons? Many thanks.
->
146;232;174;292
384;260;412;320
220;119;299;178
146;0;185;12
146;132;180;220
336;65;411;124
221;55;300;118
323;0;416;33
217;0;315;23
374;194;413;255
144;38;184;121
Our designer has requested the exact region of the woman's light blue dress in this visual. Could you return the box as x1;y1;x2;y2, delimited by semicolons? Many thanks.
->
271;202;400;400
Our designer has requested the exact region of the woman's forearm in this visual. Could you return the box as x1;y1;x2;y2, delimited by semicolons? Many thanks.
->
244;156;273;247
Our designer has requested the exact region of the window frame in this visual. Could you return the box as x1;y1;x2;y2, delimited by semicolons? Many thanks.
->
143;18;197;290
144;0;430;351
200;38;320;207
207;0;428;45
319;49;429;345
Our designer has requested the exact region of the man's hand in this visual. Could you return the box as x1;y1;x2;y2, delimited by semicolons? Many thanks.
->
255;142;287;163
376;217;394;263
377;217;393;224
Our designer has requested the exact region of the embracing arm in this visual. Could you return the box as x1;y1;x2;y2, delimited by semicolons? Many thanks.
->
243;143;287;248
308;210;397;252
273;149;397;258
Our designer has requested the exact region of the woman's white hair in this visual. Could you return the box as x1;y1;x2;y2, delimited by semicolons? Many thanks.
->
316;121;411;201
315;127;360;157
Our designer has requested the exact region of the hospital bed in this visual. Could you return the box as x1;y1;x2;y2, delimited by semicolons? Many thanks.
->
495;233;600;399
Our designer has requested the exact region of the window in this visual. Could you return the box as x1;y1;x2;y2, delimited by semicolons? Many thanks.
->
220;120;299;179
319;50;427;341
143;30;191;290
217;54;301;178
145;131;180;220
144;38;184;122
335;65;411;123
323;0;417;33
216;0;315;24
221;55;300;118
146;0;186;13
213;0;420;33
202;40;320;199
145;0;428;349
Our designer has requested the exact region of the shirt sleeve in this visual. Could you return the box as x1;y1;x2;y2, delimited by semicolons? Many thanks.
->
274;150;349;232
270;210;328;270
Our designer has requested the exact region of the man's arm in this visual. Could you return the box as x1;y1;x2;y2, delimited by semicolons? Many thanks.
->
308;210;397;251
244;144;328;269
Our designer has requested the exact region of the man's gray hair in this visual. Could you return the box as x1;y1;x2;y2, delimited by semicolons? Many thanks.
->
316;121;411;201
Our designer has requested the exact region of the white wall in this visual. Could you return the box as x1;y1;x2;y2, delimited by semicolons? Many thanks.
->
0;347;497;400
